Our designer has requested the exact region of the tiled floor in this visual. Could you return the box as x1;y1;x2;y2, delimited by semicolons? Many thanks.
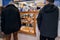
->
56;37;60;40
0;38;2;40
0;37;60;40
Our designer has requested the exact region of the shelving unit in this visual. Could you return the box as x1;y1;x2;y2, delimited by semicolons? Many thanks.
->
19;11;38;36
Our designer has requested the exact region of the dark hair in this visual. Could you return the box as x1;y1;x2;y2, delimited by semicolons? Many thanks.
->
46;0;54;3
5;4;16;8
5;4;18;12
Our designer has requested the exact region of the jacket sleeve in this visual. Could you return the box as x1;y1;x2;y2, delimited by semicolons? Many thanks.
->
16;9;21;28
1;9;5;32
58;7;60;20
37;10;42;31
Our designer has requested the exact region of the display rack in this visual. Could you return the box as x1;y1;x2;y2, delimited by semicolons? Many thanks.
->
19;11;38;36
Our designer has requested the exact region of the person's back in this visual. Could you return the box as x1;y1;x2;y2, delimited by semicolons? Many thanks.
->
37;0;59;40
40;3;58;37
1;4;21;40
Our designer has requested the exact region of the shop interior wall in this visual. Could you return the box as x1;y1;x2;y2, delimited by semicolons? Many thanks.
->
0;0;2;6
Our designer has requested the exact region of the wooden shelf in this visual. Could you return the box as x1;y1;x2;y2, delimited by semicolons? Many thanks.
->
20;10;39;13
19;11;39;36
19;30;36;36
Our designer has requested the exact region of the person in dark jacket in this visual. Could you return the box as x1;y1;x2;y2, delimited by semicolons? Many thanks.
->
1;4;21;40
37;0;59;40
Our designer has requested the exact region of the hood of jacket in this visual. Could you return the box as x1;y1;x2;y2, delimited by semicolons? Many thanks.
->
42;4;58;13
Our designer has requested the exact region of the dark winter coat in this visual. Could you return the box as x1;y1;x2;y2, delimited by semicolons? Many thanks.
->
37;4;59;38
1;4;21;34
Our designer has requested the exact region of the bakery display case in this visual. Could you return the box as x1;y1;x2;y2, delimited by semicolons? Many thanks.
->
19;11;38;36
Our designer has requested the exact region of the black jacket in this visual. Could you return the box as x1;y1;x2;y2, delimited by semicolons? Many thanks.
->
1;4;21;34
37;4;59;38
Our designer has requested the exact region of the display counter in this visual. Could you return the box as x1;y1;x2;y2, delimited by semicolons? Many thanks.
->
18;10;39;36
